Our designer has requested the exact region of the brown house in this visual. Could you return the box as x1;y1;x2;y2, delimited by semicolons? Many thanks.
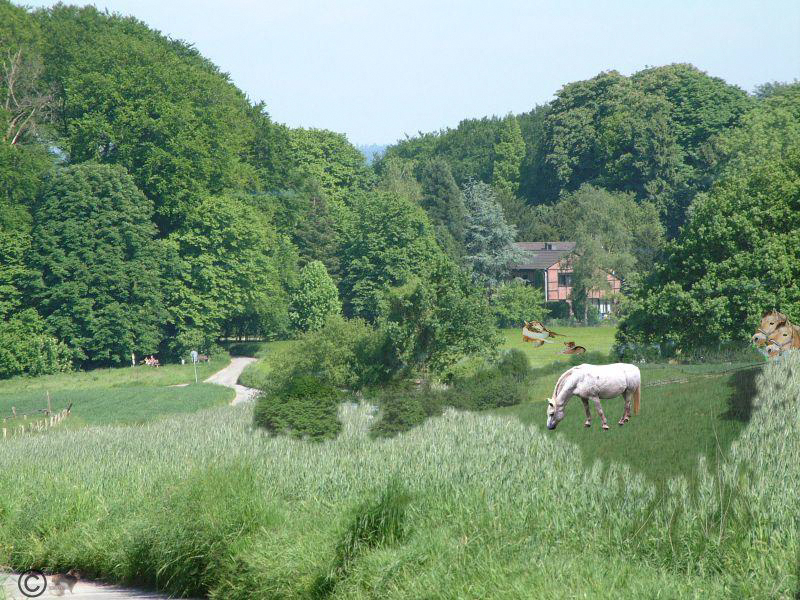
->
511;242;622;317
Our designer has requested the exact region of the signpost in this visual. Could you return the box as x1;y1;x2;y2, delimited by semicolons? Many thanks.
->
191;350;199;384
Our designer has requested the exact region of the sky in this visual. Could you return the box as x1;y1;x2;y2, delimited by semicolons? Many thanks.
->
14;0;800;145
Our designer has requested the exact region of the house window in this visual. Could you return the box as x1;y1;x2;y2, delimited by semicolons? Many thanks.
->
544;242;553;250
590;298;612;316
557;272;572;287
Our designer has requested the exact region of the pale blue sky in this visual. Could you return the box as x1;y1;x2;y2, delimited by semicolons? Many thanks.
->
14;0;800;145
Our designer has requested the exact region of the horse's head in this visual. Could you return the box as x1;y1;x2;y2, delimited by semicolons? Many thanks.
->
757;310;787;337
546;398;564;430
766;324;794;357
765;342;781;358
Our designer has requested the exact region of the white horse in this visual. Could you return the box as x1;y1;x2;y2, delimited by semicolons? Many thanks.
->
546;363;641;431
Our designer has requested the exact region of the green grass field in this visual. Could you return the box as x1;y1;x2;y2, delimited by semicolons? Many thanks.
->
501;324;619;367
0;384;233;429
0;355;229;393
0;354;234;430
495;325;764;485
0;354;795;598
0;330;793;598
498;366;759;487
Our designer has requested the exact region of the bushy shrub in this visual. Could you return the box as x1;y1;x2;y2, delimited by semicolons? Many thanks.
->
369;386;444;438
447;369;528;411
495;348;530;380
377;260;499;376
371;351;530;436
253;375;342;440
565;350;613;367
0;309;72;379
258;316;381;393
490;281;546;327
546;300;571;319
586;305;601;325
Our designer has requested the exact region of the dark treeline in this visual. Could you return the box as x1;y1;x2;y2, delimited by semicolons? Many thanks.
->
1;0;798;377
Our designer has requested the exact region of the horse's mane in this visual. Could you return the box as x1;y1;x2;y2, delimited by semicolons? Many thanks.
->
551;367;578;403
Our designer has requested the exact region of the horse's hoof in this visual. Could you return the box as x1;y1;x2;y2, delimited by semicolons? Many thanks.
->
602;424;609;431
618;420;625;426
584;421;591;428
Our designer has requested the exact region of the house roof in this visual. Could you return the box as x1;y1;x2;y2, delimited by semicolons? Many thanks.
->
512;241;576;270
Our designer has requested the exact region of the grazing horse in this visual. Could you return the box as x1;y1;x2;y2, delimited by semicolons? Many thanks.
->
546;363;641;431
765;323;800;358
752;310;790;347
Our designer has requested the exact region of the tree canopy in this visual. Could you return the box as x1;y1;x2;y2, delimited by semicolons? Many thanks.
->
29;163;165;366
2;0;793;378
164;192;296;352
616;86;800;348
339;190;441;321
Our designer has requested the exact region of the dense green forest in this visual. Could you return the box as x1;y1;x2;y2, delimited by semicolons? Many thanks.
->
0;0;797;378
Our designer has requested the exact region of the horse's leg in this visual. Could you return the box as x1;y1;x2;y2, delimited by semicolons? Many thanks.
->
619;390;631;426
591;396;609;430
581;398;591;427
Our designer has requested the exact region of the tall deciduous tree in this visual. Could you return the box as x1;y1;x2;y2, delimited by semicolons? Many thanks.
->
490;280;546;328
378;116;506;186
617;86;800;348
379;258;499;374
287;128;374;207
30;163;165;366
0;308;71;379
164;192;297;353
339;190;441;321
551;185;664;322
0;199;36;320
35;4;259;232
289;261;341;333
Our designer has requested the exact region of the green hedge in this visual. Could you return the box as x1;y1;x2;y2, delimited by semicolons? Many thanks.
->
253;375;342;441
371;349;531;437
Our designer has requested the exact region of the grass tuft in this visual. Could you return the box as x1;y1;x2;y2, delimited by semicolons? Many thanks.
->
313;478;410;598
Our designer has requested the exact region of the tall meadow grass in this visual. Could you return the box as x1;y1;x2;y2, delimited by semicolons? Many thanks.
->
0;354;796;597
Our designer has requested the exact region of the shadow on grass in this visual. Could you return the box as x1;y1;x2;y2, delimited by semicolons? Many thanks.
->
500;361;762;489
719;366;760;423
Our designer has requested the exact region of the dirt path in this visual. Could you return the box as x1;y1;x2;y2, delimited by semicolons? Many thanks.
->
204;356;259;405
3;571;186;599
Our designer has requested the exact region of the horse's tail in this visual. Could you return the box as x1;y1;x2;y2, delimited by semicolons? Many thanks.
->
633;384;641;416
